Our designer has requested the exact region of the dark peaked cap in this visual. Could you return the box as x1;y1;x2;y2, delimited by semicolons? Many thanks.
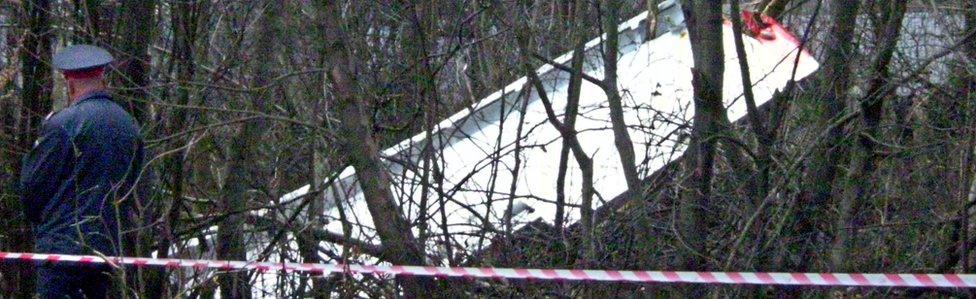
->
52;44;114;71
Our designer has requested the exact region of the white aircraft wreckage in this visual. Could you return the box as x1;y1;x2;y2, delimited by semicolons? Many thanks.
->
281;1;816;251
243;1;819;296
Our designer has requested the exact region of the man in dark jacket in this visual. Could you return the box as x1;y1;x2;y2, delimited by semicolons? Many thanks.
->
19;44;144;298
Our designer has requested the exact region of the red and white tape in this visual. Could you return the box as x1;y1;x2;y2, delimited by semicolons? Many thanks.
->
1;251;973;288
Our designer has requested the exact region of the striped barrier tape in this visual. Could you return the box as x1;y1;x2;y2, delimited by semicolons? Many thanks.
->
0;251;972;288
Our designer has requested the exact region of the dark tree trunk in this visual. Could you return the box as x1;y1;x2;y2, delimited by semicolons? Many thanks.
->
2;1;51;296
524;66;597;266
316;1;436;297
555;0;586;244
505;0;598;266
715;0;776;275
957;0;976;274
113;0;158;295
790;0;860;273
554;45;585;239
115;0;156;123
295;12;330;297
402;1;463;274
601;0;640;191
729;0;770;201
677;0;724;279
968;0;976;60
217;2;281;299
149;1;202;297
297;150;328;299
16;0;51;157
832;0;907;271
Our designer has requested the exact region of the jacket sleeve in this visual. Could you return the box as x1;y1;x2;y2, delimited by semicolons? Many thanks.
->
19;125;73;224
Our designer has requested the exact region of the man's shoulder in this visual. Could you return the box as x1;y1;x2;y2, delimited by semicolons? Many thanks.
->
51;96;140;136
73;95;126;114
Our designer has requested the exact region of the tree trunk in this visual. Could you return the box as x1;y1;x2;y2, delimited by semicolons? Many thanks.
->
16;0;51;159
403;0;443;257
525;67;597;266
554;44;584;239
217;2;281;298
2;1;51;296
150;1;202;297
713;5;772;276
297;149;328;298
506;1;598;266
968;0;976;60
791;0;860;273
957;0;976;273
677;0;724;279
316;2;436;296
113;0;158;295
555;0;586;243
729;0;770;201
832;0;907;271
601;0;640;191
115;0;155;123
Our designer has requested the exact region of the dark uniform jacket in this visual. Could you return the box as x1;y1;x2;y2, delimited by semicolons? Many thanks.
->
19;91;144;256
